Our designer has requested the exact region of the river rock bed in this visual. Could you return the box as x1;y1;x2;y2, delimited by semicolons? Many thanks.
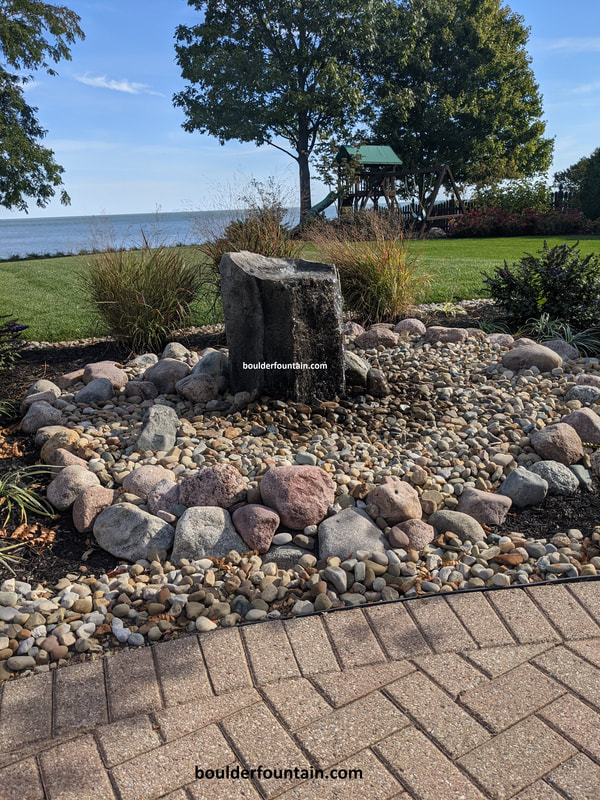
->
4;311;600;679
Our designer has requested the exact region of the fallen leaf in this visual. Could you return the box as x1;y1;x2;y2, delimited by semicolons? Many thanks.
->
0;441;24;458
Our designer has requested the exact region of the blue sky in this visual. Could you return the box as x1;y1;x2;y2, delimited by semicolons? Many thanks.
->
1;0;599;218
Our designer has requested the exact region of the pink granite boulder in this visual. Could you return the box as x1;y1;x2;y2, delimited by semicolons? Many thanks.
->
83;361;128;389
530;423;584;466
560;407;600;445
394;318;426;335
179;464;248;509
72;486;118;533
389;519;435;550
501;344;562;372
576;373;600;389
147;479;180;515
175;373;219;403
121;464;174;500
353;327;399;349
424;326;468;344
259;465;335;529
47;465;100;511
486;333;514;347
456;487;512;526
232;504;280;553
343;321;365;336
367;477;422;524
143;359;190;394
50;448;88;469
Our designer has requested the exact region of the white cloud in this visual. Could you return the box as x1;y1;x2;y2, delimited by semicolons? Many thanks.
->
21;79;40;92
572;80;600;94
540;37;600;53
74;73;163;96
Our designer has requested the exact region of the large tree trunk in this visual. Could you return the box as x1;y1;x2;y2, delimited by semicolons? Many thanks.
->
298;149;312;218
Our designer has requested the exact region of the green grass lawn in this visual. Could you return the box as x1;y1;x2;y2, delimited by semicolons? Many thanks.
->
2;236;600;342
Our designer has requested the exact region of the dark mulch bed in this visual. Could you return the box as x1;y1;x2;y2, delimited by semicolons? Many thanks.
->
1;310;598;587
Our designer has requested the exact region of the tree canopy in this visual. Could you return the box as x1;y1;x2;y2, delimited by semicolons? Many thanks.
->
555;148;600;220
369;0;553;190
174;0;397;216
174;0;553;214
0;1;84;212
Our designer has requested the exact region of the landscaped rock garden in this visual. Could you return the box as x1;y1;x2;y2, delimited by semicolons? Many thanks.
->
3;313;600;679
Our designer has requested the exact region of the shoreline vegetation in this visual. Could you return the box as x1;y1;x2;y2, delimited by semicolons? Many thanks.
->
2;236;600;343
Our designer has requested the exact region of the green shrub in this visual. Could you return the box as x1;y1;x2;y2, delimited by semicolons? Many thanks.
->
79;236;207;353
483;241;600;328
308;215;429;324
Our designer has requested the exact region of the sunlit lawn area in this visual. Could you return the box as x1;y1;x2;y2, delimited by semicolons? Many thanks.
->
2;236;600;342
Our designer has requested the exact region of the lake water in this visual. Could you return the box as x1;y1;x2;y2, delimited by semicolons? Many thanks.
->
0;209;292;260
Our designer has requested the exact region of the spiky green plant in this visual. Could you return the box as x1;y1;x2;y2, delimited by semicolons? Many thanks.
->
0;542;24;575
0;465;56;526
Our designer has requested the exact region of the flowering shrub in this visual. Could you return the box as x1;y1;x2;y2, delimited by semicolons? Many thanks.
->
449;207;600;237
483;242;600;328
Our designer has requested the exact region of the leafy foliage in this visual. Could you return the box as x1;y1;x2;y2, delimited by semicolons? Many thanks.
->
580;149;600;221
0;1;84;210
483;242;600;329
554;147;600;220
79;237;208;353
174;0;396;215
307;214;430;324
369;0;553;190
471;179;551;213
0;314;27;383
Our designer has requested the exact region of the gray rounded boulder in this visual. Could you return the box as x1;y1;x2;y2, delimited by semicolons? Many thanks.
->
501;344;562;373
318;508;387;560
498;467;548;507
171;506;245;562
528;461;580;495
428;510;486;543
93;503;175;561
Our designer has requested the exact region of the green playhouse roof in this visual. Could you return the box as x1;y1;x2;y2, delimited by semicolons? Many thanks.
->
336;145;402;166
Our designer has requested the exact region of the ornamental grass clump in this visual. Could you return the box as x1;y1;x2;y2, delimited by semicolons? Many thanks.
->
200;178;301;299
308;215;429;324
483;241;600;329
80;235;207;353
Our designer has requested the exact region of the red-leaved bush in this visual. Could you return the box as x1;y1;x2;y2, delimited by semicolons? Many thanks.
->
449;208;600;238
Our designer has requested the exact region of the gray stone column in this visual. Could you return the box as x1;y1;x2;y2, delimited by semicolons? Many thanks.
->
219;251;345;402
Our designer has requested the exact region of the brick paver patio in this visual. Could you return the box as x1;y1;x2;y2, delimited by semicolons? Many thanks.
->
1;584;600;800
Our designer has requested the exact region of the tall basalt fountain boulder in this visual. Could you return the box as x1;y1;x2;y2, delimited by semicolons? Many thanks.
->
219;251;345;403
